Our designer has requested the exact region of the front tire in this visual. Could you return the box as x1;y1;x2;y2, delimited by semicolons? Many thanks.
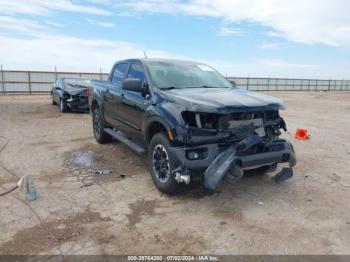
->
92;107;112;144
148;133;181;194
59;98;68;112
51;94;57;105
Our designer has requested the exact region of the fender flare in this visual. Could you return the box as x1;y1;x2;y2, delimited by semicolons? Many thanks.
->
143;116;173;144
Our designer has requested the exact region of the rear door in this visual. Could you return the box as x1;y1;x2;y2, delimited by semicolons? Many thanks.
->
103;63;128;126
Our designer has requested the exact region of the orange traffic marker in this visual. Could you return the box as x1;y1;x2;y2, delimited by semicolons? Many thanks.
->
295;128;309;140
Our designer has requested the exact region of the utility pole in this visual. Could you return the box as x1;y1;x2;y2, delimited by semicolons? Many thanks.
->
1;64;5;94
28;71;32;94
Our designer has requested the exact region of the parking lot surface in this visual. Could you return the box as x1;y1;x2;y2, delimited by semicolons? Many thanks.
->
0;92;350;255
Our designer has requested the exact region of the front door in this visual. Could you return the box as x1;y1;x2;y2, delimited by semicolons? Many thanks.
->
103;63;128;127
118;62;149;144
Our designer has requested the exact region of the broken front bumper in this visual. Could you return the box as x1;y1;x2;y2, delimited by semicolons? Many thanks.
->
168;139;296;171
66;96;89;111
168;137;296;190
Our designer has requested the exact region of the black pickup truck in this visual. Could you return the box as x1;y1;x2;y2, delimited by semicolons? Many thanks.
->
89;59;296;194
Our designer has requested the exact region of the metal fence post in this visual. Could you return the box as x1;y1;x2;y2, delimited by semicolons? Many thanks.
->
308;79;311;91
1;64;4;94
267;77;270;91
247;76;249;90
55;66;57;80
328;79;331;91
100;68;102;80
28;71;32;94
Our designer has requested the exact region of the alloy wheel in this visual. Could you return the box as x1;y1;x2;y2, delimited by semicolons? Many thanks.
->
152;144;170;183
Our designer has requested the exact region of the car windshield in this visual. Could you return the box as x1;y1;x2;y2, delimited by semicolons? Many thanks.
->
144;61;233;90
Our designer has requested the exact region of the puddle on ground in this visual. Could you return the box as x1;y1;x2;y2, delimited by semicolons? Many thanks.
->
71;150;94;167
59;144;147;187
126;199;161;228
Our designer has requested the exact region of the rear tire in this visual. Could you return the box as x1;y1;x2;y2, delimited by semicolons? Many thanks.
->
92;107;112;144
51;94;57;105
59;98;68;112
148;133;181;194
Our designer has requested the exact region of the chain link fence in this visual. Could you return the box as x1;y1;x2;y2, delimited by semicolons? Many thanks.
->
0;68;349;94
0;69;109;94
228;77;350;91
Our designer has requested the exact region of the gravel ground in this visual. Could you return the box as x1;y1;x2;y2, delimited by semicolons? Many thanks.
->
0;92;349;255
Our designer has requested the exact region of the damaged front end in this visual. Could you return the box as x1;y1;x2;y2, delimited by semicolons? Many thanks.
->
168;109;296;190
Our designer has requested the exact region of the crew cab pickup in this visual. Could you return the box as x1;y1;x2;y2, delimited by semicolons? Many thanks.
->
89;59;296;194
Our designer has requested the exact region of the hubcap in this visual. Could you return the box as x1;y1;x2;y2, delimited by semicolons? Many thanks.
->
93;112;101;138
152;144;170;183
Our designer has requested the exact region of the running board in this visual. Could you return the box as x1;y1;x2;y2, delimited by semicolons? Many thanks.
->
104;128;146;155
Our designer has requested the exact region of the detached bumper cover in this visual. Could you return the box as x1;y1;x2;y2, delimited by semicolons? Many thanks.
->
169;139;296;170
168;136;296;190
66;96;89;111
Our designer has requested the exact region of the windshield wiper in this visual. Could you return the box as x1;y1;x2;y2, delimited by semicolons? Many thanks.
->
184;85;222;89
199;85;222;88
160;86;177;90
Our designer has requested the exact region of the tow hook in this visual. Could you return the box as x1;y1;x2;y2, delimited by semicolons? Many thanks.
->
173;166;191;184
175;173;191;184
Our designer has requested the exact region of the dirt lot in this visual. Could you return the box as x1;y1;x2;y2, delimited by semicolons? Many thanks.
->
0;92;349;255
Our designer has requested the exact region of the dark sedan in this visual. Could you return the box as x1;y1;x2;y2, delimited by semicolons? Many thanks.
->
51;77;91;112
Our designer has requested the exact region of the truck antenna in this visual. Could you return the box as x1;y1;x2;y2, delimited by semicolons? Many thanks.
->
143;51;148;59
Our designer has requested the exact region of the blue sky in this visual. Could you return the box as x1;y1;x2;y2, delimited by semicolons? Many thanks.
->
0;0;349;78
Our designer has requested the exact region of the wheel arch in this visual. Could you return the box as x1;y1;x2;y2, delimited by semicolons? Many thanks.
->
145;118;171;145
91;99;99;112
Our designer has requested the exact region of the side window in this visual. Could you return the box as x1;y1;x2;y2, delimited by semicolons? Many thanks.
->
112;63;128;85
127;63;145;82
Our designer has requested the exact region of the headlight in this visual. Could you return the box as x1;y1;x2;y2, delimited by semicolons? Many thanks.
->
182;111;219;129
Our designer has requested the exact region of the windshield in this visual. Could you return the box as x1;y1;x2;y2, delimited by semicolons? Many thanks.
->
144;61;233;89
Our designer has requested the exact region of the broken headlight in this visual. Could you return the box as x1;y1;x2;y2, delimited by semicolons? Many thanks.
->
182;111;219;129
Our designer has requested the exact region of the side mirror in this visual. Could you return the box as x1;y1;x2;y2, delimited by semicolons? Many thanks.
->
122;78;142;92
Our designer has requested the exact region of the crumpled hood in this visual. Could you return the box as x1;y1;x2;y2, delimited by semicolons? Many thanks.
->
159;88;285;112
64;85;87;96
